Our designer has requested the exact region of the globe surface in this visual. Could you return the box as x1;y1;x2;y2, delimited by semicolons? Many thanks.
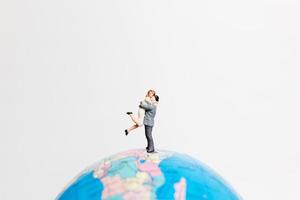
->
57;149;240;200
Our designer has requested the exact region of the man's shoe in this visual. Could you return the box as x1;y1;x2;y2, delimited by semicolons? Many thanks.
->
147;149;155;153
126;112;133;115
125;129;129;136
146;147;149;151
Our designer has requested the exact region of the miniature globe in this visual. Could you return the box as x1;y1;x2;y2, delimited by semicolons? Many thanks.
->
57;149;240;200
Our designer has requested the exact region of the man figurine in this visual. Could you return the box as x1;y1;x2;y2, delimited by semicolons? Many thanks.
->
139;95;159;153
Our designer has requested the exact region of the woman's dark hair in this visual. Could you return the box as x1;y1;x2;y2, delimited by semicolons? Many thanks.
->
155;95;159;102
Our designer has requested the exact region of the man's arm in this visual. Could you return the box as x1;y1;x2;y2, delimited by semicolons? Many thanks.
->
139;102;155;111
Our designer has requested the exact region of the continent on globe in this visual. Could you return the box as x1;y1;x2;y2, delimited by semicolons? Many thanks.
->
56;149;241;200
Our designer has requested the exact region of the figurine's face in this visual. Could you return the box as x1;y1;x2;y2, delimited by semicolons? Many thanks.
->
147;90;155;98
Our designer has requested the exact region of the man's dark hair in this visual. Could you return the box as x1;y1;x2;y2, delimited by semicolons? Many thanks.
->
155;95;159;102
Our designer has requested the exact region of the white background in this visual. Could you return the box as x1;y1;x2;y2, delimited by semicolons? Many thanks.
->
1;0;300;199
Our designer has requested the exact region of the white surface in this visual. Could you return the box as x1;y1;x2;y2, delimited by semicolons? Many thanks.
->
0;0;300;199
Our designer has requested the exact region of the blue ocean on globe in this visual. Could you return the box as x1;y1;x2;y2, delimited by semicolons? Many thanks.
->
57;149;241;200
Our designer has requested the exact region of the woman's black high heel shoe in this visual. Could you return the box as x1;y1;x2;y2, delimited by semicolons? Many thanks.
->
126;112;133;115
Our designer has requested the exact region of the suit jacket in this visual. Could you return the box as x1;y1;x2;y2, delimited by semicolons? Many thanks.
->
139;102;157;127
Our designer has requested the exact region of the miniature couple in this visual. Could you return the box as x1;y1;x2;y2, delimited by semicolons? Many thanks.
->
125;89;159;153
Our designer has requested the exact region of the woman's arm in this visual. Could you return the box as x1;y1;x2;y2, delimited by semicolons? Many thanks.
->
144;97;151;103
140;97;151;106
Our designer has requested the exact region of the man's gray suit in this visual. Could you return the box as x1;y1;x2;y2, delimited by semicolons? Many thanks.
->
139;102;157;152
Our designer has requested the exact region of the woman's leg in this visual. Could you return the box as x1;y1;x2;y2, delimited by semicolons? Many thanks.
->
126;124;139;133
129;114;142;126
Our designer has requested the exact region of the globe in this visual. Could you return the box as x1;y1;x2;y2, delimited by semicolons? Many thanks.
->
56;149;241;200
